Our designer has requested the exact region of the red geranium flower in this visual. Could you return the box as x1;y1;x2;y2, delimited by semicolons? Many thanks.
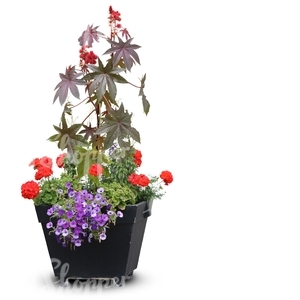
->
89;164;103;177
30;156;53;169
138;174;150;187
21;181;40;199
128;173;150;187
160;171;173;185
56;153;67;168
29;158;40;169
133;149;142;167
128;173;139;185
35;166;53;180
40;156;53;169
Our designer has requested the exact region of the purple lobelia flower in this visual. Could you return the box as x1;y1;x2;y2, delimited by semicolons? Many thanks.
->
55;227;62;235
62;229;69;237
57;208;65;216
65;182;72;189
68;190;75;198
57;219;66;226
117;211;123;218
97;187;104;194
70;220;77;228
74;240;82;247
99;232;106;240
66;210;73;218
46;222;53;229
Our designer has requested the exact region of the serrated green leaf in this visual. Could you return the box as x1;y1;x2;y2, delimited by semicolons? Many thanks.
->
48;112;88;156
123;126;140;143
53;66;86;105
82;58;125;101
111;73;128;84
103;37;141;72
103;128;118;150
95;103;140;150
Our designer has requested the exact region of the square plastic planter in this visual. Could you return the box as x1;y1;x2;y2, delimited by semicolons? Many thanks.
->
35;200;153;285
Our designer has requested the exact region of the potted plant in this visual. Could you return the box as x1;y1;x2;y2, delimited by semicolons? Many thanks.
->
20;5;173;286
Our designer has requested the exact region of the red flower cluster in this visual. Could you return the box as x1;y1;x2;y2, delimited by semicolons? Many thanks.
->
21;154;67;200
133;149;142;167
29;156;53;180
21;181;40;199
56;153;67;168
29;156;52;169
109;5;121;22
79;46;98;65
129;150;173;188
128;173;150;187
35;166;53;180
89;164;103;177
108;6;122;38
160;171;173;185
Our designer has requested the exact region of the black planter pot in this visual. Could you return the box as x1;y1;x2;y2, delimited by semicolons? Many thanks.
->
35;200;153;284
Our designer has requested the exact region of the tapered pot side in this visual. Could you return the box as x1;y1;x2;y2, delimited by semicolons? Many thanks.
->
35;200;153;280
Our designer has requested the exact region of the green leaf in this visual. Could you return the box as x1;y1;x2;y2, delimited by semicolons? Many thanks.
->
138;74;150;115
142;95;150;115
122;126;140;143
53;66;86;105
82;58;126;101
101;90;119;108
88;174;100;186
95;103;140;150
103;36;141;72
138;74;146;96
48;113;88;157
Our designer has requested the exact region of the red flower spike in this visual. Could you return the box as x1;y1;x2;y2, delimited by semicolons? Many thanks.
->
85;51;98;64
109;6;121;22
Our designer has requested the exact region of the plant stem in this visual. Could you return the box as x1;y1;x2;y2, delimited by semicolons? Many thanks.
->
81;109;96;124
127;82;141;89
102;94;111;110
70;96;89;109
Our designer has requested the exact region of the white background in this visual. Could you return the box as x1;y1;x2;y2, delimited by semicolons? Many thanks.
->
1;0;300;298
